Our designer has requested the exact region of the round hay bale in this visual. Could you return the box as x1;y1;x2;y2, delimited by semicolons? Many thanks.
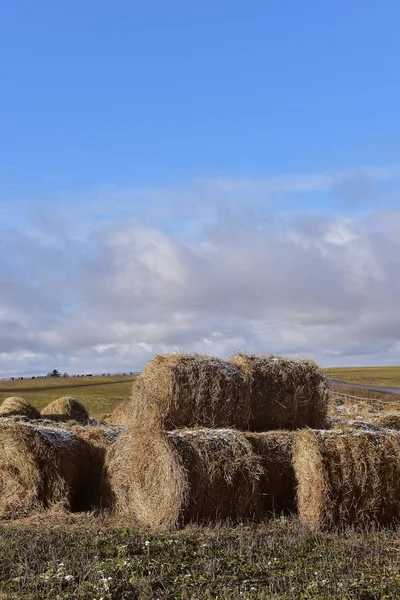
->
229;354;329;430
41;397;89;423
0;397;40;420
293;429;400;530
103;428;265;530
133;354;251;430
244;431;296;515
107;400;133;425
0;421;92;518
372;413;400;430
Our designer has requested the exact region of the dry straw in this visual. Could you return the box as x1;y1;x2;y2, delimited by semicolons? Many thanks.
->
103;427;296;530
0;397;40;420
133;353;328;431
230;354;328;430
41;397;89;423
294;429;400;530
372;413;400;430
0;421;88;518
107;400;133;425
133;354;251;430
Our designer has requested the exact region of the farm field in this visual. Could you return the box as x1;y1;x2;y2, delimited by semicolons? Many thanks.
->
324;365;400;388
1;517;400;599
0;375;136;420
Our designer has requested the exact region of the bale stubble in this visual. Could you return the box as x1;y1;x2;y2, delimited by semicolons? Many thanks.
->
294;429;400;530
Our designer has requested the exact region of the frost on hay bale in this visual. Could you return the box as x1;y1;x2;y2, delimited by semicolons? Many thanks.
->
0;397;40;420
0;421;96;518
107;401;133;425
103;428;269;530
244;431;296;515
229;354;328;430
293;429;400;530
133;354;250;430
41;397;89;423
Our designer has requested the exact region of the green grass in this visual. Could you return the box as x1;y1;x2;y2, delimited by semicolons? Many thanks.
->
1;518;400;599
324;366;400;388
0;376;137;420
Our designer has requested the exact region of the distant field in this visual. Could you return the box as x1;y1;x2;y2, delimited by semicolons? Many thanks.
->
324;366;400;388
0;375;137;419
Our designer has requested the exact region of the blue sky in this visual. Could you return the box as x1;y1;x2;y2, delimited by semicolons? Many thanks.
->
1;1;400;375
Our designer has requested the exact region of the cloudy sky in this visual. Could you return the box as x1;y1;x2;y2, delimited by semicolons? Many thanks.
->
1;2;400;376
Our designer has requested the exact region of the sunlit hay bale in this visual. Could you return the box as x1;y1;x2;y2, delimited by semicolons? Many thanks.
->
372;413;400;430
133;354;251;430
0;421;92;518
106;400;133;425
229;354;329;430
41;397;89;424
244;431;296;515
71;424;122;510
0;397;40;420
293;429;400;530
103;427;265;530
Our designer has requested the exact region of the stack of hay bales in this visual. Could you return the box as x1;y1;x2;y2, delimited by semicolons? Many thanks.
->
104;352;328;529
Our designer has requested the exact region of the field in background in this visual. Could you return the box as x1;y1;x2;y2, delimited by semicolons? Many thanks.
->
0;375;137;420
2;366;400;420
324;366;400;388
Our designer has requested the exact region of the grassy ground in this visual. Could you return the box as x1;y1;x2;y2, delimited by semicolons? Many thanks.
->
1;517;400;599
324;366;400;388
0;376;136;420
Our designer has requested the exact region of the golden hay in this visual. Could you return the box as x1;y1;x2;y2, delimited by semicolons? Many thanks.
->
293;429;400;530
106;400;133;425
41;397;89;423
0;421;91;518
103;427;268;530
372;413;400;430
0;397;40;420
244;431;296;515
103;427;296;530
133;354;251;430
230;354;328;430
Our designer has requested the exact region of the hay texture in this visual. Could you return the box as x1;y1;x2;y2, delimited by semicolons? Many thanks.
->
372;413;400;430
0;397;40;420
244;431;296;515
0;421;93;518
107;400;133;425
104;428;269;530
41;397;89;423
133;354;250;430
104;427;297;529
230;354;328;430
294;429;400;530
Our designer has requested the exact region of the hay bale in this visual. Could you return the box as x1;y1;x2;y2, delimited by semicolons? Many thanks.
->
41;397;89;423
0;421;92;518
244;431;296;515
133;354;251;430
104;428;266;530
372;413;400;430
293;429;400;530
230;354;328;430
0;397;40;420
107;400;133;425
